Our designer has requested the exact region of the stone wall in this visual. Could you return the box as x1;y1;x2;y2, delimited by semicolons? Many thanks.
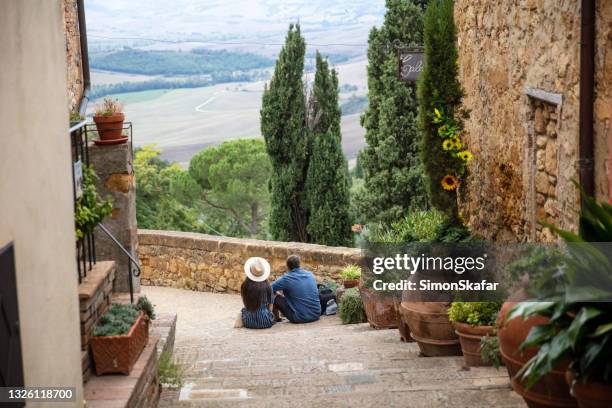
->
455;0;611;242
63;0;83;113
138;230;363;293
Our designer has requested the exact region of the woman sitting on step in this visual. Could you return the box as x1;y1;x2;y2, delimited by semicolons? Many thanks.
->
235;257;275;329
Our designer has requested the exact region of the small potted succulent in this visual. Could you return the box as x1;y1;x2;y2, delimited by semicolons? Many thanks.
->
90;297;155;375
340;264;361;289
93;97;126;144
448;301;502;366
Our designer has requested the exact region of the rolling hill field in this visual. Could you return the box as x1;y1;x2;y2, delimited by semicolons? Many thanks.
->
92;58;368;167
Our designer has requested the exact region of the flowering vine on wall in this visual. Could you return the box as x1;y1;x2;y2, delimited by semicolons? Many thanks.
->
432;107;472;191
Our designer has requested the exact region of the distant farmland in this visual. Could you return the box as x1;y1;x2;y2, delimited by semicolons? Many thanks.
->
90;58;368;167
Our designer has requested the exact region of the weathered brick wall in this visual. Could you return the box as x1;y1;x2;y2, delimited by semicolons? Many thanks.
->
63;0;84;113
138;230;363;293
455;1;611;242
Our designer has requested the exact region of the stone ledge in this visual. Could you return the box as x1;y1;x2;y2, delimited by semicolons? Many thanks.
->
138;229;362;257
79;261;116;302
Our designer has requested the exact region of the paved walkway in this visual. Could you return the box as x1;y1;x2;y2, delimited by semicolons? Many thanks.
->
143;286;526;408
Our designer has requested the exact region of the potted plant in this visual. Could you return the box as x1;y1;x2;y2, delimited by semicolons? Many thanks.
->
338;287;367;324
497;248;573;408
449;301;501;366
93;97;126;144
505;194;612;408
75;165;113;240
91;297;155;375
340;264;361;289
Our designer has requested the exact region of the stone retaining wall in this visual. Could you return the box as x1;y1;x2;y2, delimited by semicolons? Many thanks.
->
138;230;363;293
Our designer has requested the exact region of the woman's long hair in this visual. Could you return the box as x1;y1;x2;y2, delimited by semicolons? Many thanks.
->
241;278;272;312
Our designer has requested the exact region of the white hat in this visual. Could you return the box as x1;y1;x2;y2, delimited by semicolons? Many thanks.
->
243;257;271;282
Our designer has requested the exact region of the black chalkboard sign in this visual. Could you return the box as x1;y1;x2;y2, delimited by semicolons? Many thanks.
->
398;50;424;82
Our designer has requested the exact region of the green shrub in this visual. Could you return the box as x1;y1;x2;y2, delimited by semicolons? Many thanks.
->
340;265;361;280
364;209;445;243
93;303;140;337
480;335;502;369
339;288;367;324
137;295;156;320
448;301;501;326
158;350;186;388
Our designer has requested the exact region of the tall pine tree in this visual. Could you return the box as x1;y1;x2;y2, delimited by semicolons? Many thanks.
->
418;0;464;221
306;53;352;246
358;0;429;225
260;24;309;242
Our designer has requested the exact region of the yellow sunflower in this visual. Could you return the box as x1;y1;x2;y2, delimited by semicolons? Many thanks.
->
458;150;473;162
442;139;454;151
441;175;459;191
452;137;462;150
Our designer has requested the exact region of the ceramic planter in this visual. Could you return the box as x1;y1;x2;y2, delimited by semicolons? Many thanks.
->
93;112;125;142
343;279;359;289
399;301;461;356
452;321;495;366
566;368;612;408
359;286;399;329
91;312;149;375
498;301;576;408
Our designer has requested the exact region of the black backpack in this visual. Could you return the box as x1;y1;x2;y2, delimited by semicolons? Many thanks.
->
317;283;336;315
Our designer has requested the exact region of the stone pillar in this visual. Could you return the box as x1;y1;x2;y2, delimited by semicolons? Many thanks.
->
88;142;140;293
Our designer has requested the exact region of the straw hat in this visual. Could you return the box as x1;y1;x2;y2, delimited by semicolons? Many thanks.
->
243;257;271;282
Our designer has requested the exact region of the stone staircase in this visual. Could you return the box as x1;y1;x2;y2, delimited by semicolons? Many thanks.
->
158;314;526;408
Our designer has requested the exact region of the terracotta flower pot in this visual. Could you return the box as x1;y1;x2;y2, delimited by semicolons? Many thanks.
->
498;300;576;408
394;298;413;342
453;321;495;366
566;368;612;408
399;301;461;356
343;279;359;289
93;112;125;141
359;286;399;329
91;312;149;375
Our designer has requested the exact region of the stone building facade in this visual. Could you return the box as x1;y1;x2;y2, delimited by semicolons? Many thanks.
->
455;1;611;242
63;0;84;113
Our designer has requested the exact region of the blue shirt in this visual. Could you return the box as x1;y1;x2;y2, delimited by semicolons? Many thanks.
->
272;268;321;323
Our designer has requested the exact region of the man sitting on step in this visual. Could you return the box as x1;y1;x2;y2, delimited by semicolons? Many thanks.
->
271;255;321;323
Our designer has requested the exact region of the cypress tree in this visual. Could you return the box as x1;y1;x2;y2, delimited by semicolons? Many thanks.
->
306;53;353;246
418;0;465;221
260;24;309;242
358;0;429;225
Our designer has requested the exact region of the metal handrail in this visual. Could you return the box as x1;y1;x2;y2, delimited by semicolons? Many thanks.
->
97;223;141;303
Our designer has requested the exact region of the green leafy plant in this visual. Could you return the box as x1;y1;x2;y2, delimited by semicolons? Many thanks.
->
433;220;476;243
94;97;123;116
448;301;501;326
69;111;84;122
158;350;186;388
75;165;113;240
506;191;612;387
340;265;361;280
339;287;367;324
137;296;156;320
364;209;445;243
480;335;502;369
93;303;140;337
505;245;565;296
